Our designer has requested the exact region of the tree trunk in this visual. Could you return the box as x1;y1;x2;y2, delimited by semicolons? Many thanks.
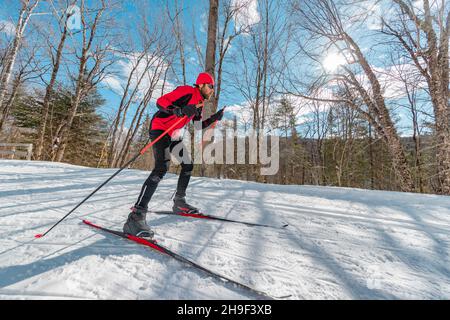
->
431;22;450;193
389;0;450;193
35;13;70;160
52;0;107;162
0;1;39;117
368;121;375;190
205;0;218;91
201;0;219;177
53;88;83;162
344;33;415;192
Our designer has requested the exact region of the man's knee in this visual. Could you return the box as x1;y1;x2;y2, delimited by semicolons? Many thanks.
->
150;163;169;181
148;175;162;184
181;163;193;175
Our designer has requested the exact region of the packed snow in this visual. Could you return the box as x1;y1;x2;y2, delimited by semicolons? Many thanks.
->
0;159;449;299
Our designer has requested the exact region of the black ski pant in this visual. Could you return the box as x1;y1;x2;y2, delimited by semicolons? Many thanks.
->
135;131;193;209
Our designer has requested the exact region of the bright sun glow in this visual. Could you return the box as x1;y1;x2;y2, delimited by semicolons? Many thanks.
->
323;52;346;72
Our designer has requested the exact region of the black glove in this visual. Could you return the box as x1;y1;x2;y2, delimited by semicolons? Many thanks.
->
174;105;199;118
209;108;224;122
201;108;225;129
173;107;183;117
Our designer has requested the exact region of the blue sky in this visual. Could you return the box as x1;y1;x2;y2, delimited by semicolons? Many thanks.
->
0;0;440;137
93;0;237;123
0;0;222;121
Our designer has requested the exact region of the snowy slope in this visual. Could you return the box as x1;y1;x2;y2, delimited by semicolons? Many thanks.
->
0;159;449;300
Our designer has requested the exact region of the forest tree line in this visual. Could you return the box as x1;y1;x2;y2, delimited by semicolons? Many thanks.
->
0;0;448;195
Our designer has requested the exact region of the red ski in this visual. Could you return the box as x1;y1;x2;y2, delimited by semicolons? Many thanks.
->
82;219;288;299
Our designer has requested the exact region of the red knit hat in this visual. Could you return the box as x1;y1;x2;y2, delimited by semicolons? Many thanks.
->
195;72;214;86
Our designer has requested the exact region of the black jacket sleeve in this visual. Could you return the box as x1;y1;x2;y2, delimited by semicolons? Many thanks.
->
201;116;215;129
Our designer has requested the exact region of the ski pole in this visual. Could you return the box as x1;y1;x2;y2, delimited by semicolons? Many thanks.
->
35;116;187;239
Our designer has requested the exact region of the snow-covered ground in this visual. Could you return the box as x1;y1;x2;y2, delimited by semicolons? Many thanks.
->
0;159;449;300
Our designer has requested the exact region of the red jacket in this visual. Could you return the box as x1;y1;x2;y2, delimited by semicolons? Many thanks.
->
151;85;204;137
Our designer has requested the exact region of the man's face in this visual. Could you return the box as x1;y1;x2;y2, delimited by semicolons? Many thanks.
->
199;83;214;100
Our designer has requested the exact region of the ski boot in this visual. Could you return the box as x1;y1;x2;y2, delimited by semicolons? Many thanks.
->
172;195;200;214
123;205;154;239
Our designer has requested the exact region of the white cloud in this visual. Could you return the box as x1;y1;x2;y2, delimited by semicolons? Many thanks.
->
188;56;198;64
323;61;428;100
412;0;442;14
226;102;254;133
225;92;332;135
365;3;383;30
103;51;174;104
103;74;123;93
342;1;385;32
277;93;332;126
373;64;428;100
231;0;261;33
0;20;16;36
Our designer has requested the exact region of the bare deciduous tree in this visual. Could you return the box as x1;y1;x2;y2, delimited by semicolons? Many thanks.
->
107;7;174;168
52;0;114;162
35;1;76;160
0;0;40;121
285;0;416;191
0;40;44;130
382;0;450;194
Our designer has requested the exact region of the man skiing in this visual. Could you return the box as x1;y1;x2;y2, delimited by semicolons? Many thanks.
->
123;72;224;238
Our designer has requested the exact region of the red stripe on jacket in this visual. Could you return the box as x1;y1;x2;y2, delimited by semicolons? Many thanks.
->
151;86;204;137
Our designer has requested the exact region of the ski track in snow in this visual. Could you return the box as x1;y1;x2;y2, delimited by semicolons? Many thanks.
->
1;159;450;299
